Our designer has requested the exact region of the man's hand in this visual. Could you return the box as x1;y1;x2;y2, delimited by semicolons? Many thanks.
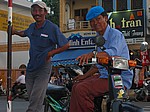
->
76;52;94;65
7;25;25;37
11;26;15;35
46;51;53;62
96;52;109;64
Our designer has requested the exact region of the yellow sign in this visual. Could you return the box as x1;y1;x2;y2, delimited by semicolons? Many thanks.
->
0;10;34;31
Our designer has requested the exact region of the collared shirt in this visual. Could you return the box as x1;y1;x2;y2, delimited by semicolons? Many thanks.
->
96;25;133;89
24;20;68;72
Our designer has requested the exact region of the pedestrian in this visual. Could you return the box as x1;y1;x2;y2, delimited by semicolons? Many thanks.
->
12;71;26;96
11;1;69;112
69;6;133;112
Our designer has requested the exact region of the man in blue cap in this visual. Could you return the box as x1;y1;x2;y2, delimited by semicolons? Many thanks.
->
69;6;133;112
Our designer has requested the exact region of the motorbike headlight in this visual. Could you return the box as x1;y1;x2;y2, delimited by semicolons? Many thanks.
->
112;57;129;70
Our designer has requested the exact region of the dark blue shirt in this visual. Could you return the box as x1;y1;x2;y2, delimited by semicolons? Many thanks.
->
24;20;68;72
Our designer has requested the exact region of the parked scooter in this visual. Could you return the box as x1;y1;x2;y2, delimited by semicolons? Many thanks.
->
0;79;6;96
44;65;81;112
134;42;150;102
11;82;28;101
44;36;144;112
88;35;144;112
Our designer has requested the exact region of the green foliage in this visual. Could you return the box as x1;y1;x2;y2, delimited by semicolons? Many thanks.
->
43;0;60;26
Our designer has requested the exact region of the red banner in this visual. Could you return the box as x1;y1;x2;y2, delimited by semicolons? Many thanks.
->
140;50;150;66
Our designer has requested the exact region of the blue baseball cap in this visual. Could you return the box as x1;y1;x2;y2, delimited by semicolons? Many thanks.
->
86;6;105;21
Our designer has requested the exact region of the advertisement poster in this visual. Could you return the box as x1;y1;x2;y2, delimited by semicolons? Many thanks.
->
109;9;144;38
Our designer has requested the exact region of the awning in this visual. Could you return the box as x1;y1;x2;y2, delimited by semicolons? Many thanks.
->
52;48;94;66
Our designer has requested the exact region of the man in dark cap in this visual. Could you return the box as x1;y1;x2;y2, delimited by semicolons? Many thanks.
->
69;6;133;112
11;1;69;112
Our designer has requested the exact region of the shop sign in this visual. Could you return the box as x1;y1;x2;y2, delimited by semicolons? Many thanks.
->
109;9;144;38
0;10;34;31
68;33;95;48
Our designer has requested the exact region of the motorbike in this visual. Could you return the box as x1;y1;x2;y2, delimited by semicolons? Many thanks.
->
44;65;82;112
44;57;143;112
89;36;144;112
44;36;144;112
11;82;28;101
0;79;6;96
93;55;144;112
134;76;150;102
134;42;150;102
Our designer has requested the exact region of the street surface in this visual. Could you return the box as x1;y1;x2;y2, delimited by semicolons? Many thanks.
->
134;102;150;112
0;95;150;112
0;96;28;112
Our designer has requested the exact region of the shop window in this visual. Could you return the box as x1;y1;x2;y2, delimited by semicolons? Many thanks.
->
116;0;127;11
131;0;143;10
102;0;113;12
74;9;88;21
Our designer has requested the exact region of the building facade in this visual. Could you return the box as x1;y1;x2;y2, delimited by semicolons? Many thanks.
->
0;0;34;68
60;0;150;46
0;0;150;68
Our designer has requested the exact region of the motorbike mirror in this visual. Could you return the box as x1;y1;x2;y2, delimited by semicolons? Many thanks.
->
140;42;148;52
94;35;105;47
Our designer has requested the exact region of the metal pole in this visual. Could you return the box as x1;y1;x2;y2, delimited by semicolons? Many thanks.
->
7;0;12;112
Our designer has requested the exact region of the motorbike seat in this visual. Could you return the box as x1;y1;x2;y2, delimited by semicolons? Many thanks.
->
46;83;68;100
46;83;67;94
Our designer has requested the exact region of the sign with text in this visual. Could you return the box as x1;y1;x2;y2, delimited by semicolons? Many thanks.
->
68;33;95;49
109;9;144;38
0;10;34;31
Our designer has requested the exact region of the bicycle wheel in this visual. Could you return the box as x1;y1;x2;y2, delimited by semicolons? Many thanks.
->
44;95;70;112
135;89;147;102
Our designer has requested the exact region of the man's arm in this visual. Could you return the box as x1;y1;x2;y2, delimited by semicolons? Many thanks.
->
12;30;25;37
10;26;25;37
73;65;98;81
47;42;70;59
76;51;109;65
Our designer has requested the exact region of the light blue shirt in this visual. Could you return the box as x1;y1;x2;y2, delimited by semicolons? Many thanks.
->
96;25;133;89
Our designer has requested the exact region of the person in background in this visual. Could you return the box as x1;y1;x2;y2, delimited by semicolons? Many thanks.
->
69;6;133;112
10;1;69;112
49;72;57;84
12;71;26;96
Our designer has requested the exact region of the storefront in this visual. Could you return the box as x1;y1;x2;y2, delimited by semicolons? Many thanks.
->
52;33;95;66
110;9;144;43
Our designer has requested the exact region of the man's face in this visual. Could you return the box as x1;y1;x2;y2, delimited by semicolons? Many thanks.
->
90;15;108;34
31;5;47;22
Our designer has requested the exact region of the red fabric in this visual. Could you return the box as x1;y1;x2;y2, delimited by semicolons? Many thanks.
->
69;74;108;112
140;51;150;66
138;80;143;88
